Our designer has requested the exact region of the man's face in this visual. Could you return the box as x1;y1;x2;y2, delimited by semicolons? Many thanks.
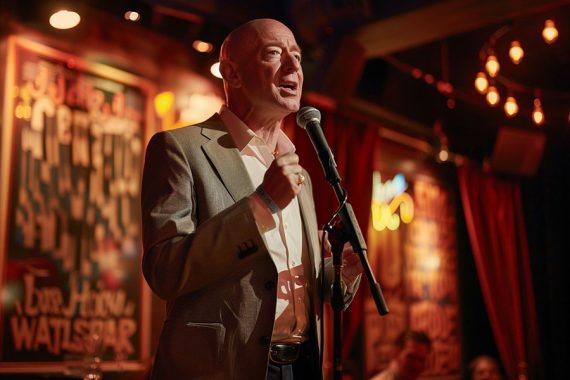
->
473;358;501;380
396;340;430;380
234;20;304;118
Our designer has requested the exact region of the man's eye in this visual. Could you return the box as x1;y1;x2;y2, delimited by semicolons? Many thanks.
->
267;49;281;56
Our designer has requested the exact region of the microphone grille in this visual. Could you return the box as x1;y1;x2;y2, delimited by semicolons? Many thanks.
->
296;106;321;129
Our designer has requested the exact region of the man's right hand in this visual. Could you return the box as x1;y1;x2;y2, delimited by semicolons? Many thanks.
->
261;152;304;210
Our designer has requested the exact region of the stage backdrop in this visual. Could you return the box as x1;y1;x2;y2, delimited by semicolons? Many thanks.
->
0;37;154;374
364;170;461;378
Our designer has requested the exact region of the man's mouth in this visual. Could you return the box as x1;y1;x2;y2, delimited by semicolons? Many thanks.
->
278;81;298;91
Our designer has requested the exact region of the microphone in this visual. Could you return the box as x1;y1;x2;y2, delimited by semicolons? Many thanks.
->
296;106;341;185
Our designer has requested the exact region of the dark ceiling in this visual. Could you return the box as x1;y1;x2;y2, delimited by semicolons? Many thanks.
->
4;0;570;169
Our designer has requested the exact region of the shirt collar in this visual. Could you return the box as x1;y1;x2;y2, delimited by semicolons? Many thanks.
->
219;105;296;155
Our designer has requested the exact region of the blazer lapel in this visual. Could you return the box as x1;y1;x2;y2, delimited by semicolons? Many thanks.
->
200;118;254;202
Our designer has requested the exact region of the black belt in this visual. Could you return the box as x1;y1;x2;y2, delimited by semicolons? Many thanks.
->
269;343;302;365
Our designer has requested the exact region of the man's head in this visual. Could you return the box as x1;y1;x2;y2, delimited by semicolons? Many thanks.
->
469;355;502;380
394;330;432;380
219;19;303;122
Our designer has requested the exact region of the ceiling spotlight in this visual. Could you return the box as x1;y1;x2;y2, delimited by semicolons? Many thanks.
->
210;62;222;79
485;54;500;77
486;86;500;106
193;40;214;53
474;72;489;94
542;19;558;44
504;96;519;117
49;9;81;29
509;41;524;64
124;11;141;22
532;98;544;125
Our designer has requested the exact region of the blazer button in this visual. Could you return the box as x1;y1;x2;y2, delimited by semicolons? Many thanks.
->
259;335;271;346
264;281;275;290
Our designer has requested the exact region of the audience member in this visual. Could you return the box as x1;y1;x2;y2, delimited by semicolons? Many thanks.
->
370;330;432;380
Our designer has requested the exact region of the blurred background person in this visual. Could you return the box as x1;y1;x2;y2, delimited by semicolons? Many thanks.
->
469;355;503;380
370;330;432;380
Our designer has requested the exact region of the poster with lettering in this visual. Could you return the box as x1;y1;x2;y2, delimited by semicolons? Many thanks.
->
0;37;154;374
364;173;461;379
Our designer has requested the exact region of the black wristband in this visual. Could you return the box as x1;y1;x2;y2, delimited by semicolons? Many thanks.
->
255;185;280;214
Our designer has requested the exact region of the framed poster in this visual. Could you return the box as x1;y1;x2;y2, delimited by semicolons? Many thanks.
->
0;36;154;374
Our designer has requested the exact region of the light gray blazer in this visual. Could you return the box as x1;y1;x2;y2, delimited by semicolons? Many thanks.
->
141;115;359;379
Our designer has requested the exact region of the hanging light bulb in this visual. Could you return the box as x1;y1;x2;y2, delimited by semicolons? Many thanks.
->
486;86;500;106
532;98;544;125
504;96;519;117
485;53;500;77
542;19;559;44
474;72;489;94
509;41;524;64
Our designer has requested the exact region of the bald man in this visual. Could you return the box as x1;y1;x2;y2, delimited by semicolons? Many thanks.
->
141;19;362;380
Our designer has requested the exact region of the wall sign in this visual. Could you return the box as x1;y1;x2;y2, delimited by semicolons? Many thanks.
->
0;37;154;374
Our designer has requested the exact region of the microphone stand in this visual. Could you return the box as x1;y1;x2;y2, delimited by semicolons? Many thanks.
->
321;160;390;380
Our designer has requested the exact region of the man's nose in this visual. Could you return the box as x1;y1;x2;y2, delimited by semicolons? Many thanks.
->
282;52;301;73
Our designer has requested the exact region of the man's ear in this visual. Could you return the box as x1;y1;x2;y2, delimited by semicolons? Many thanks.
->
219;60;241;87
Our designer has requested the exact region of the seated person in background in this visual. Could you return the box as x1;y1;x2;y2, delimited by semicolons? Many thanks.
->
370;330;432;380
469;355;503;380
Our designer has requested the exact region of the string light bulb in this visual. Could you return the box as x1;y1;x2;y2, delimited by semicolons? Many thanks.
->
542;19;559;44
509;40;524;64
486;86;500;106
504;96;519;117
485;54;500;77
474;72;489;94
532;98;544;125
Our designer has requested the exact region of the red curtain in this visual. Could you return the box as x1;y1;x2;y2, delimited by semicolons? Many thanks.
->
458;162;542;379
284;109;379;361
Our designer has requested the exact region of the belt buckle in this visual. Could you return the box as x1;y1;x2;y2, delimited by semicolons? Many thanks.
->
269;343;301;365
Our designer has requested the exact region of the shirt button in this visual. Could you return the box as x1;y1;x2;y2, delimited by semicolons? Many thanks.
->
264;281;275;290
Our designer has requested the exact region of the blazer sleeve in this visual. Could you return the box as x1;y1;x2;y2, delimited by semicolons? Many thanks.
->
140;131;270;300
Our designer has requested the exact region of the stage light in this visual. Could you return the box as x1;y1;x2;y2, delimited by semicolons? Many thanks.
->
49;9;81;29
193;40;214;53
486;86;500;106
474;72;489;93
124;11;140;22
485;54;500;77
532;98;544;125
210;62;222;79
504;96;518;117
542;19;558;44
509;40;524;64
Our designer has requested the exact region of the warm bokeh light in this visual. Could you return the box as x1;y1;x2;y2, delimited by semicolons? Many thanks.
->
192;40;214;53
438;148;449;162
154;91;175;117
49;10;81;29
509;40;524;64
504;96;519;117
542;19;558;44
210;62;222;79
486;86;500;106
124;11;140;22
532;99;544;125
485;54;500;77
474;72;489;93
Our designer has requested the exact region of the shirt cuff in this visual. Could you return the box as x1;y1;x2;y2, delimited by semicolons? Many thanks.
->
249;193;277;232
